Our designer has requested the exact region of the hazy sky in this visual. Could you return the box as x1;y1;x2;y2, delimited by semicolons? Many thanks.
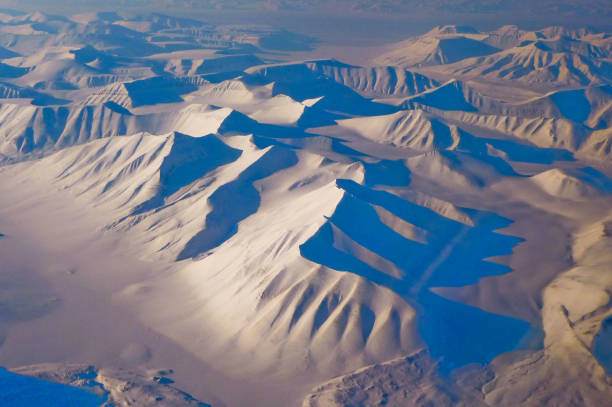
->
0;0;610;46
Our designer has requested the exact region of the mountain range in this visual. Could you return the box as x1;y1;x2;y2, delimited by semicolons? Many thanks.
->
0;10;611;407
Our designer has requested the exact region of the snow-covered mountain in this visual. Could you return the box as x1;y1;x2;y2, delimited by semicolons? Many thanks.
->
0;11;611;407
376;25;612;89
